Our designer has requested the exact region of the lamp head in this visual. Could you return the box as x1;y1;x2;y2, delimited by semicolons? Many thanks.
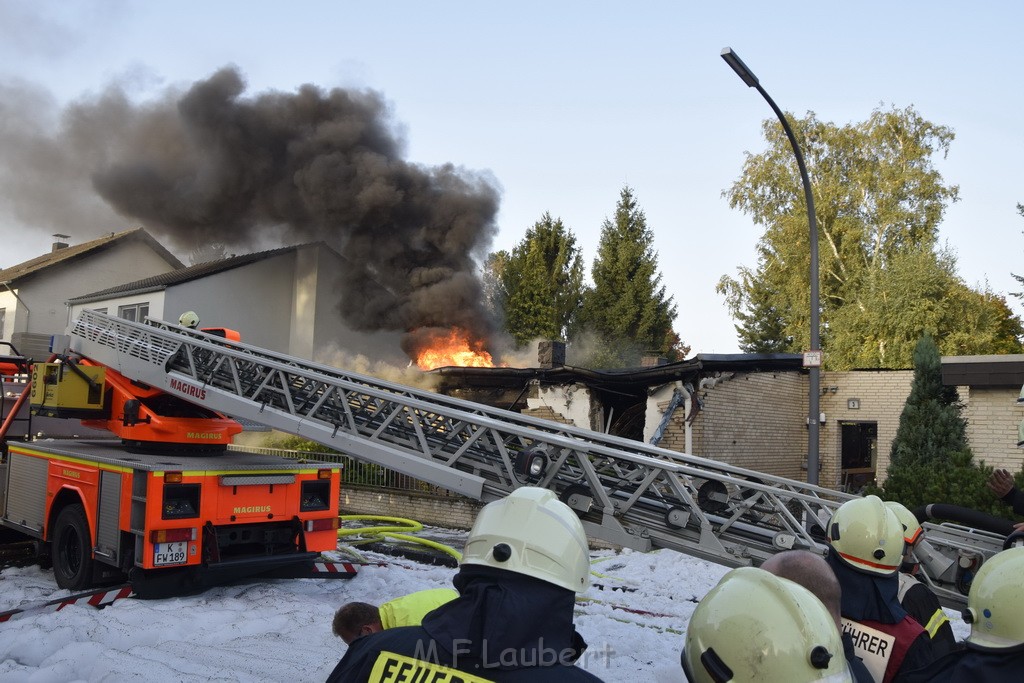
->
721;47;759;88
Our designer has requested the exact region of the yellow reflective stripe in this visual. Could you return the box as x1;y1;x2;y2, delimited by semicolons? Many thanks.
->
924;608;949;639
9;446;134;473
370;651;495;683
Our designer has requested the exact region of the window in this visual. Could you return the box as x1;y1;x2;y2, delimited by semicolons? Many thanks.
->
0;307;5;339
118;303;150;322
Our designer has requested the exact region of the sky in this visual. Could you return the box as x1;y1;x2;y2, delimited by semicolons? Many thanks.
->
1;1;1021;355
0;526;970;682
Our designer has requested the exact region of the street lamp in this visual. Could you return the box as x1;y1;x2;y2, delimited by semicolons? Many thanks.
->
720;47;821;486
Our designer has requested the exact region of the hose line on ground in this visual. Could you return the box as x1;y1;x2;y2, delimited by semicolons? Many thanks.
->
338;515;463;563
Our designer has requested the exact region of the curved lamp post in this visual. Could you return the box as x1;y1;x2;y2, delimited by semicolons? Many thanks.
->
720;47;821;486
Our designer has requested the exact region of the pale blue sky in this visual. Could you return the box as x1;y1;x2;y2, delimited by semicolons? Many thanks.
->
1;1;1020;354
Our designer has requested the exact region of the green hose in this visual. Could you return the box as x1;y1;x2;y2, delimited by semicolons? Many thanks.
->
338;515;463;563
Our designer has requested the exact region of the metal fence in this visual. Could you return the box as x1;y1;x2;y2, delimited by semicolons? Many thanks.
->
229;444;461;497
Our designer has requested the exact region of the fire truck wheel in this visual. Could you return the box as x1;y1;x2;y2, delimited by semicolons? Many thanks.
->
53;504;94;591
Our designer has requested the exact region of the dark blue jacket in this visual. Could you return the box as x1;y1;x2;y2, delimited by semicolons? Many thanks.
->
901;645;1024;682
327;566;603;682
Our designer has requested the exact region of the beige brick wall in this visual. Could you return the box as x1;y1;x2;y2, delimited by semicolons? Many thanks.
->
958;386;1023;471
653;369;915;489
521;405;574;425
668;371;808;481
818;370;913;488
340;485;482;529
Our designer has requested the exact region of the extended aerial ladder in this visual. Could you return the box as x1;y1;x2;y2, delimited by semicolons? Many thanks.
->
66;310;1009;608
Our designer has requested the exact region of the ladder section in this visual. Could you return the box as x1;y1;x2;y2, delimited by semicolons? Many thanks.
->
65;310;1000;608
66;310;848;562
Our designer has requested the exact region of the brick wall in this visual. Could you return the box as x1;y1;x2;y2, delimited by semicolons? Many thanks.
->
340;486;482;530
818;369;912;488
669;371;808;481
652;369;915;488
958;385;1023;471
521;405;574;426
523;382;602;430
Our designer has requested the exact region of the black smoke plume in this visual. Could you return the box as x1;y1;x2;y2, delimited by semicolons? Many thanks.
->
1;67;500;360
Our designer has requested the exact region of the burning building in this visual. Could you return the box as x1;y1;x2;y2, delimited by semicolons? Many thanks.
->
1;66;503;367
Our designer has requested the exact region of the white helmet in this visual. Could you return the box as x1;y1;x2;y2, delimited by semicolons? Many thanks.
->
461;486;590;593
963;547;1024;650
682;567;852;682
828;495;904;575
179;311;200;329
884;501;923;547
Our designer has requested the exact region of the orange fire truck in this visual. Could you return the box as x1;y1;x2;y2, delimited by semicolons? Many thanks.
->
0;320;346;599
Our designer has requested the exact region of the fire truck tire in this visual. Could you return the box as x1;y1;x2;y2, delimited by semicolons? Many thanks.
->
53;504;94;591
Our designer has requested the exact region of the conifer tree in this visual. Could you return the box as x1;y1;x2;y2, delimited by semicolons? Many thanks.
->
879;333;1006;515
488;213;586;346
578;186;683;367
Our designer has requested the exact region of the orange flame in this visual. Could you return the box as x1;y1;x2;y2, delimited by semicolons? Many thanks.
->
414;328;495;371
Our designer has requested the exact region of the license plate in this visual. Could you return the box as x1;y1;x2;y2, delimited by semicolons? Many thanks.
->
154;541;188;566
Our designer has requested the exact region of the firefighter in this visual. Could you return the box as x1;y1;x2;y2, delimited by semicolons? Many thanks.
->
333;588;459;645
902;547;1024;682
326;487;603;682
761;550;873;682
827;495;940;683
178;311;200;329
883;501;957;655
681;566;854;682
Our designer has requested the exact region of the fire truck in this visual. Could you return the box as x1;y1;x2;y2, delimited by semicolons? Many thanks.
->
0;318;345;598
1;310;1016;610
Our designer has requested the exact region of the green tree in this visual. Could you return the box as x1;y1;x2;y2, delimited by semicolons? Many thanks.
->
827;246;1023;367
578;186;683;367
1012;202;1024;302
487;213;586;346
480;250;508;321
877;333;1008;515
719;105;1023;367
717;262;793;353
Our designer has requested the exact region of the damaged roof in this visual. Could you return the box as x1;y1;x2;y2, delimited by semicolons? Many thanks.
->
431;352;805;394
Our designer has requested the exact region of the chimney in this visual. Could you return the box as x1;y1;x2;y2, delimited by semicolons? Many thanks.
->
51;234;70;252
538;341;565;369
641;355;668;367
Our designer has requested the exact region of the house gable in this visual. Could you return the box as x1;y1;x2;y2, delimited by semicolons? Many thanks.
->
1;229;182;353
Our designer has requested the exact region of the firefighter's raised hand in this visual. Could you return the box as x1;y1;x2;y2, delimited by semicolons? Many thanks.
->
987;469;1015;498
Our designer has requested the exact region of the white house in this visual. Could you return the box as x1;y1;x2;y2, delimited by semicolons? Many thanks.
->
67;242;407;366
0;229;182;359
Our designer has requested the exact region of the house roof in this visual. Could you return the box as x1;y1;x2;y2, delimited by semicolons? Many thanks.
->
0;228;183;284
432;352;806;395
941;354;1024;388
67;243;326;304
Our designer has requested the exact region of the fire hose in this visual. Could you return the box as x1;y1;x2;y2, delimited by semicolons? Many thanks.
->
337;515;463;564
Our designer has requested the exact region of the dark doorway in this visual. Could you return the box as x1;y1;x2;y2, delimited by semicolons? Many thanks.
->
840;421;877;493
